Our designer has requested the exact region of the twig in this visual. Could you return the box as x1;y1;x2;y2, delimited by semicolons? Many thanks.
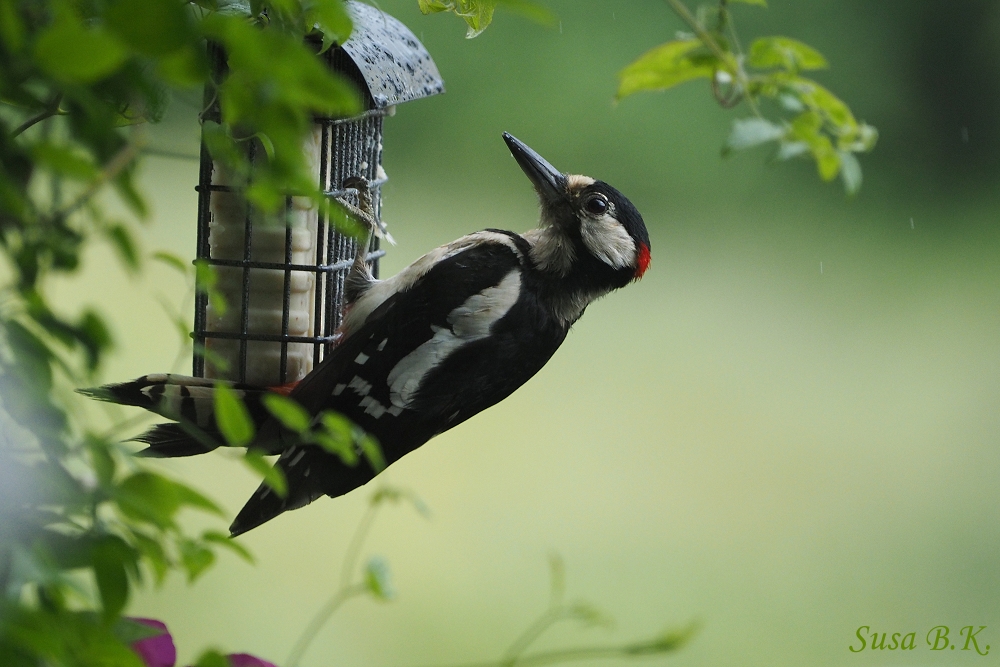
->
406;639;689;667
285;494;386;667
11;94;64;139
501;607;572;665
285;583;367;667
142;147;200;161
663;0;730;66
52;135;145;220
339;499;380;589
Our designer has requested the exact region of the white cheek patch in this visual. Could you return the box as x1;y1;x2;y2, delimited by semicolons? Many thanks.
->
387;270;522;409
580;214;637;270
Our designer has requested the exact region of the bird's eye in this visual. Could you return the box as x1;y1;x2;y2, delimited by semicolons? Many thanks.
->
584;196;609;215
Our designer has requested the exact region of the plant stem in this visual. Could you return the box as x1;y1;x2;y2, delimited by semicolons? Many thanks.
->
501;607;568;665
339;500;379;589
285;583;367;667
663;0;730;66
11;95;63;139
52;134;145;220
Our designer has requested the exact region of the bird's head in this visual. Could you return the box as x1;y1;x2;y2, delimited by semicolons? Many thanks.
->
503;132;650;285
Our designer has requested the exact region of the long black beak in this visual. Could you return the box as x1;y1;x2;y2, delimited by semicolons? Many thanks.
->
503;132;566;202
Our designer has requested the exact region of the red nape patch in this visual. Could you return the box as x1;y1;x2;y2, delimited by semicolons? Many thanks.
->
634;243;651;279
268;382;299;396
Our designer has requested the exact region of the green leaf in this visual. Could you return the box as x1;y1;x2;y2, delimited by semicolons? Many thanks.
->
130;531;170;585
174;481;225;516
86;435;117;487
33;17;128;84
113;617;167;644
179;539;215;582
358;434;385;473
157;44;210;87
244;449;288;498
311;410;357;464
786;77;854;130
115;473;182;528
627;620;700;655
32;144;98;181
838;122;879;153
775;140;808;161
724;117;786;152
0;0;26;52
729;0;766;5
749;36;827;72
418;0;549;38
305;0;353;50
193;649;232;667
262;393;312;433
364;556;395;600
838;150;862;195
617;40;717;100
152;251;189;275
105;0;196;57
105;224;140;272
76;310;114;371
91;535;136;620
202;530;255;563
788;111;840;181
214;382;255;446
115;472;222;528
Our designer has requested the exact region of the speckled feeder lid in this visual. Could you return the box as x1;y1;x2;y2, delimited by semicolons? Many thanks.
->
340;1;445;109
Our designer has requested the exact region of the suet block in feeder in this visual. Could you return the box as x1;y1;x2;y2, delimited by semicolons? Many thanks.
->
193;1;444;387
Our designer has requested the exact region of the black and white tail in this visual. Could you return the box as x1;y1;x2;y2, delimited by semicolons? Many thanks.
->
79;374;273;457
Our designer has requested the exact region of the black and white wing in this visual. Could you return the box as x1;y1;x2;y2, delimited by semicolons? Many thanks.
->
231;231;568;535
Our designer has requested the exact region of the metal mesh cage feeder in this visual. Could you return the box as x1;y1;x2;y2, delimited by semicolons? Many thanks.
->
193;2;443;387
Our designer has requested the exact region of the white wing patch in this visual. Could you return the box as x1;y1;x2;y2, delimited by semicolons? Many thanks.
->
387;269;522;409
340;231;524;338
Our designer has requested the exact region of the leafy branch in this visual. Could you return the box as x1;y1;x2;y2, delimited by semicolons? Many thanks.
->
417;0;556;39
617;0;878;194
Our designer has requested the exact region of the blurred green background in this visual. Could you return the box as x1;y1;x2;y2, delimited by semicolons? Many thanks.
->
54;0;1000;665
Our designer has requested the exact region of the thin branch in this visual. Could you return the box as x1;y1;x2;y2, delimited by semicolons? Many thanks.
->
663;0;729;66
286;495;385;667
339;499;379;589
502;607;569;665
51;135;145;221
285;583;367;667
11;94;63;139
407;638;689;667
142;147;200;161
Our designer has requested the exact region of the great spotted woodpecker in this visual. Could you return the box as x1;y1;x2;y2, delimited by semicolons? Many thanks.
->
84;133;651;536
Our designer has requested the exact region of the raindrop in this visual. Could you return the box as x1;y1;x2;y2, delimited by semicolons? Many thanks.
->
820;261;823;275
910;217;914;229
961;127;969;143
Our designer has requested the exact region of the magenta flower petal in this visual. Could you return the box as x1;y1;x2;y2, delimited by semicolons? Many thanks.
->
227;653;278;667
128;618;176;667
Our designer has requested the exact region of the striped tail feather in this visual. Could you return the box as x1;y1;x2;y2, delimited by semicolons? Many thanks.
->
79;374;281;457
132;422;220;458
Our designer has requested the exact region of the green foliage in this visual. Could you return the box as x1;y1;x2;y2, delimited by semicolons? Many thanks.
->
617;0;877;194
213;382;255;446
261;391;386;470
0;1;365;664
363;556;395;600
418;0;555;39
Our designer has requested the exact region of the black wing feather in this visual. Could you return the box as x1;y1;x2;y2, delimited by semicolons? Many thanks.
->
232;238;534;533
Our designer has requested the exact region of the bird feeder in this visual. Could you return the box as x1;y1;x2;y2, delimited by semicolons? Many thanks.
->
192;1;443;387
